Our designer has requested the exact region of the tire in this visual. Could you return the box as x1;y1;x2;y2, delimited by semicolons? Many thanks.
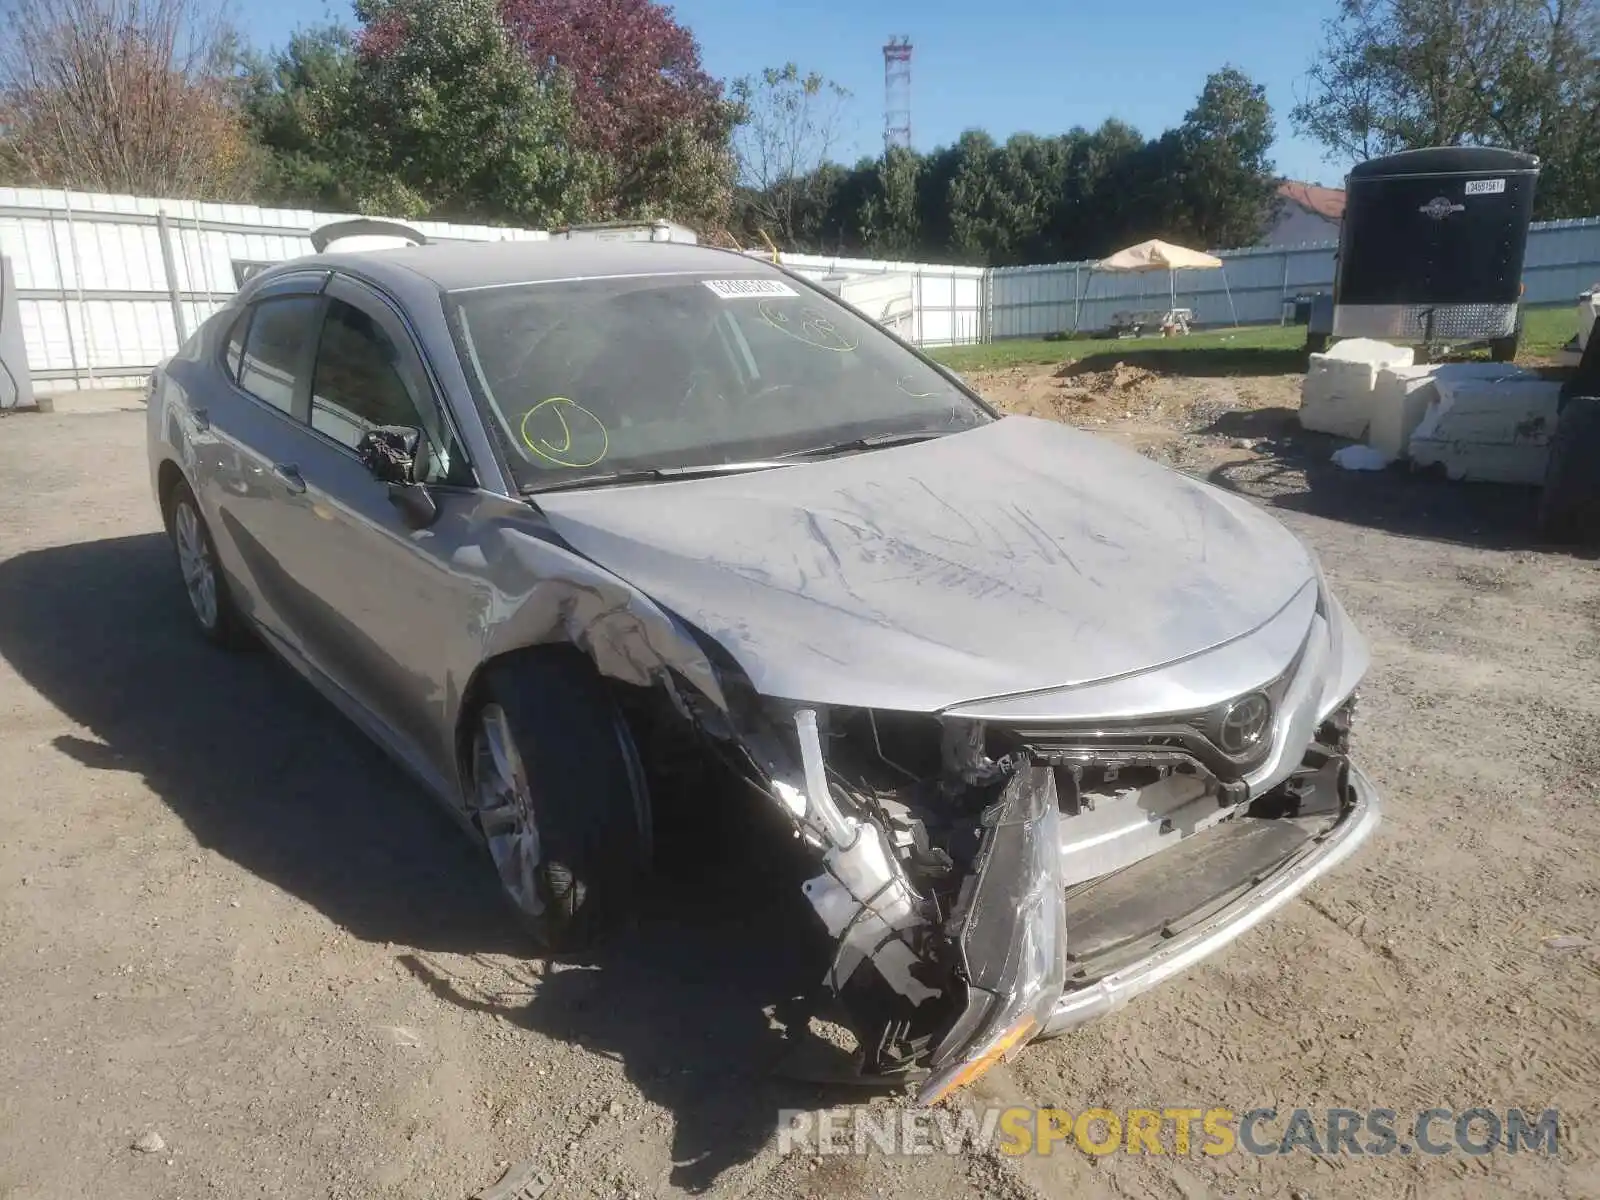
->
165;479;250;648
1538;395;1600;544
1489;334;1520;363
468;648;650;954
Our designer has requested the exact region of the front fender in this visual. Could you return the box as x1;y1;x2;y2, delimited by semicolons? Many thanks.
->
471;524;729;714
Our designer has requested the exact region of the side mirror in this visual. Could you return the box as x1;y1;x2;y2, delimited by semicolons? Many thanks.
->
357;426;439;530
356;426;421;485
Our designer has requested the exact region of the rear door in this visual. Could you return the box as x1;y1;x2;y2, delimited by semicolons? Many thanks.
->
261;274;483;789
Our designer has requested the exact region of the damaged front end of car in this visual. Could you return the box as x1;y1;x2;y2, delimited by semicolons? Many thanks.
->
631;600;1381;1106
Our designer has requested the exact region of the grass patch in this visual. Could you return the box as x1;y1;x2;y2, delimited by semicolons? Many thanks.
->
1515;305;1577;360
929;304;1580;374
930;324;1305;373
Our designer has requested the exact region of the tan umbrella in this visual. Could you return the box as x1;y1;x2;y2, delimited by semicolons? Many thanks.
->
1081;239;1238;329
1095;239;1224;273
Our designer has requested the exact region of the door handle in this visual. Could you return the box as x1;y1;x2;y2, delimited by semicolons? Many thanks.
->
271;463;307;494
190;407;210;432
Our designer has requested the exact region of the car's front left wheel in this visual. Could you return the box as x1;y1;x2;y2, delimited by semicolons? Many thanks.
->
166;479;249;648
468;650;651;954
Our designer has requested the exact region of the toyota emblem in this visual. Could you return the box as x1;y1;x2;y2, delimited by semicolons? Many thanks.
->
1218;693;1272;755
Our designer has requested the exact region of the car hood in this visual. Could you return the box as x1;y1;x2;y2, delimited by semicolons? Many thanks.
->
535;415;1314;712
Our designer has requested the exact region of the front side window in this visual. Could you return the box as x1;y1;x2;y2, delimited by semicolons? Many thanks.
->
309;298;461;484
237;296;320;413
223;309;248;382
446;273;988;490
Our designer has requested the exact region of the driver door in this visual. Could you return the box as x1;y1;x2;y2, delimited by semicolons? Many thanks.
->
264;275;480;791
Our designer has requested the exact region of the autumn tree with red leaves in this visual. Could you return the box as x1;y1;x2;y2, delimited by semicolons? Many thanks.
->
496;0;737;220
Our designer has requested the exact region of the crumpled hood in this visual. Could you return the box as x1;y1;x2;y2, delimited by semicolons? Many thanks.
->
536;415;1313;712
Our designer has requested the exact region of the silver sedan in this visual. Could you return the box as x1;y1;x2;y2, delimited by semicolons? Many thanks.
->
146;233;1380;1104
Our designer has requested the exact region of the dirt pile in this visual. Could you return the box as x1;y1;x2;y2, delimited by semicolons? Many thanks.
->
970;359;1162;424
1052;360;1160;408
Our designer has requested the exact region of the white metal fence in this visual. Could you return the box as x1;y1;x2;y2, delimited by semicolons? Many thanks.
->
988;216;1600;338
7;186;1600;401
0;187;557;395
0;188;989;399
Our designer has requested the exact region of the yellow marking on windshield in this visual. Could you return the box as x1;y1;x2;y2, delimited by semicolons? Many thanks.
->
520;397;609;469
758;299;859;352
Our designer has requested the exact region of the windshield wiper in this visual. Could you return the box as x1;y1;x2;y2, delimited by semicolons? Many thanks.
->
776;429;953;460
524;460;791;495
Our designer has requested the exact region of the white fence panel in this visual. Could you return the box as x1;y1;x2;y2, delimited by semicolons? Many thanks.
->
989;242;1340;339
0;187;566;394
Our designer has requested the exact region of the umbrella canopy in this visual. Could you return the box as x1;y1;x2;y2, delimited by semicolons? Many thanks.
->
1096;239;1223;273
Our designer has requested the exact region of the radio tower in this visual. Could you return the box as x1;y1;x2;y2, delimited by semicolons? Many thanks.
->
883;37;912;152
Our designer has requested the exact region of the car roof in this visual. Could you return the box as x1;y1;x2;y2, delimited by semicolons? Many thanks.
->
288;238;782;294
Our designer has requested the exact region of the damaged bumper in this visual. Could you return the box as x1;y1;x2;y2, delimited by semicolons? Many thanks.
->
1040;759;1381;1039
683;585;1381;1105
917;759;1381;1104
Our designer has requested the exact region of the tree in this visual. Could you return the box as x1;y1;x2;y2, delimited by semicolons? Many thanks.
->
857;146;923;259
245;0;605;225
1292;0;1600;217
1168;67;1280;248
354;0;603;223
240;26;378;211
730;63;852;246
495;0;739;222
0;0;253;197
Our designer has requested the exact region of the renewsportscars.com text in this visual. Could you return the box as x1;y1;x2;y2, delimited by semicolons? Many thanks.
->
777;1105;1562;1158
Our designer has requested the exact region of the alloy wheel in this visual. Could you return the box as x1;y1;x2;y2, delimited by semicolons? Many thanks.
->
472;703;545;918
173;500;218;631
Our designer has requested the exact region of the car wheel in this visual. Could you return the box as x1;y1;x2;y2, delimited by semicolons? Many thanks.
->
468;649;651;954
166;480;249;648
1539;396;1600;545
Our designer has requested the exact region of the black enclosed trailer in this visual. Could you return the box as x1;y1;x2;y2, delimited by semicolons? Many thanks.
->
1330;147;1539;361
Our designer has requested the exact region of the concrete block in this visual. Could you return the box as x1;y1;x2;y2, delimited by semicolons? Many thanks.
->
1408;377;1561;485
1370;362;1532;461
1300;338;1415;439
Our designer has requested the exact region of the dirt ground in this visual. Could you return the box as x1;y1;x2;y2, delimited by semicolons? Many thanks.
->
0;375;1597;1200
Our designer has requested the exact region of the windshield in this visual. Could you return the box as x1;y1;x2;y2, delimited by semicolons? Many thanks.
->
444;272;990;489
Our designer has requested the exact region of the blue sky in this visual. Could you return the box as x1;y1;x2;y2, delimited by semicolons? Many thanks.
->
241;0;1353;187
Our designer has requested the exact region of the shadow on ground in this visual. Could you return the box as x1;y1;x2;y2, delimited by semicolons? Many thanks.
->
402;797;874;1191
1062;346;1309;379
1195;408;1557;551
0;532;522;952
0;532;875;1192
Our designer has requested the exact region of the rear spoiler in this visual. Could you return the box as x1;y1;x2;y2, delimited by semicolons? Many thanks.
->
310;219;429;253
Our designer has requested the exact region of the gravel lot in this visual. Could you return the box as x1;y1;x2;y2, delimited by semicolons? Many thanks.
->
0;378;1596;1199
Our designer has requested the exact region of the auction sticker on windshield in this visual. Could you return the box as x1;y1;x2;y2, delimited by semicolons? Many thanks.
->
703;278;799;299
